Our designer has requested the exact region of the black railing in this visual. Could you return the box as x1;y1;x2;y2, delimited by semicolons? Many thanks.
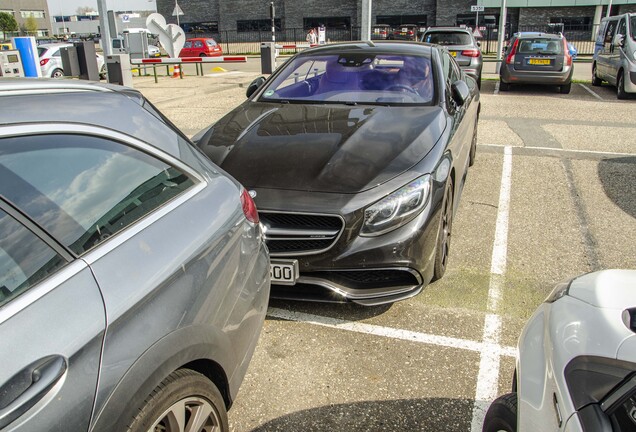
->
187;24;600;56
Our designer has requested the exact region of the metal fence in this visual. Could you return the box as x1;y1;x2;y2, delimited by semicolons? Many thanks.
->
188;24;600;56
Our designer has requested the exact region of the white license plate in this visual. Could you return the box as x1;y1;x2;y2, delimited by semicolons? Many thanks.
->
270;259;299;285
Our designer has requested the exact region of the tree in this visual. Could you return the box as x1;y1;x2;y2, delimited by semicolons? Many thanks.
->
24;16;38;35
76;6;96;15
0;12;19;38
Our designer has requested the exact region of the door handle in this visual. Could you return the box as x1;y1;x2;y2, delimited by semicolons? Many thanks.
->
0;355;67;429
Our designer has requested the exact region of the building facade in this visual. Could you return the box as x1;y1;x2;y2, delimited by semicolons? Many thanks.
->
157;0;636;33
0;0;52;37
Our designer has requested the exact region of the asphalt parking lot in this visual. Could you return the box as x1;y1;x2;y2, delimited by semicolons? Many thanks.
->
134;60;636;432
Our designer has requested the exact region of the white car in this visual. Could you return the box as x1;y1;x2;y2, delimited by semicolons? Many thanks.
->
484;270;636;431
38;42;106;79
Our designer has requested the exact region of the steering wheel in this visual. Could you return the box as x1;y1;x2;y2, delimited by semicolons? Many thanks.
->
386;84;419;95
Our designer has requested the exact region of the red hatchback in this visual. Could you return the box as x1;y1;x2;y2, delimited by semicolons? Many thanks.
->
179;38;223;57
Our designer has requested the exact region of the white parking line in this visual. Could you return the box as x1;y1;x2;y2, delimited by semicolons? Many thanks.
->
481;143;636;158
494;81;500;95
470;145;513;432
267;307;517;357
579;83;604;101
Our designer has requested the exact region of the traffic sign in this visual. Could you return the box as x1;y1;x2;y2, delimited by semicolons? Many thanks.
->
172;4;184;16
473;28;483;38
122;14;130;23
471;5;484;12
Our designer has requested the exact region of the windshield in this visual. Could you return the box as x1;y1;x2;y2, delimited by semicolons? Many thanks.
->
260;53;435;105
631;16;636;40
424;32;472;45
517;38;563;54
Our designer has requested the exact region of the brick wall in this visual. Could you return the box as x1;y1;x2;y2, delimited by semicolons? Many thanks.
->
518;6;596;27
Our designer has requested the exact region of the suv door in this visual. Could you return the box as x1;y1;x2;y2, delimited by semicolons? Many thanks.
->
0;199;105;430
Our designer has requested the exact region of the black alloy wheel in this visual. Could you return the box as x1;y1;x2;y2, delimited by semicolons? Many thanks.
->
560;82;571;94
433;177;453;281
499;80;509;91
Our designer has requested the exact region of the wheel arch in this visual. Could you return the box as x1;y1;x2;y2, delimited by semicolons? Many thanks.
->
89;325;234;432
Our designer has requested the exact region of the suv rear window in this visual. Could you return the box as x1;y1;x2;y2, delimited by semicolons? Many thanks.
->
424;32;472;45
517;38;563;54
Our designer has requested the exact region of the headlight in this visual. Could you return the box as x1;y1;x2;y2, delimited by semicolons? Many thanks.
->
362;175;431;236
545;281;571;303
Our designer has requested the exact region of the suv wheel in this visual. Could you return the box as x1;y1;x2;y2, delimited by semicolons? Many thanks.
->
592;63;602;86
617;71;628;100
499;80;509;91
483;392;517;432
127;369;228;432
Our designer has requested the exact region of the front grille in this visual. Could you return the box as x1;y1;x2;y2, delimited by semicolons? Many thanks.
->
260;212;343;256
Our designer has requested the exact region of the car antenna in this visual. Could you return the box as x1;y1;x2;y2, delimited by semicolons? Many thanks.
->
366;40;376;47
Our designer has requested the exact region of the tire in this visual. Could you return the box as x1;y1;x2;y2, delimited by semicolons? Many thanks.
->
617;71;628;100
433;177;453;281
199;53;207;57
592;63;602;86
499;80;509;91
483;393;517;432
51;68;64;79
127;369;228;432
469;118;478;167
477;73;482;90
560;82;571;94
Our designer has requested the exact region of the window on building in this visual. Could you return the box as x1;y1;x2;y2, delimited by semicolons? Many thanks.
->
304;17;351;29
549;17;592;31
377;15;427;27
20;10;46;19
182;22;219;33
237;19;282;32
0;9;15;16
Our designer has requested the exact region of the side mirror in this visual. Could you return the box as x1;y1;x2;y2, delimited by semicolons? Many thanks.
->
451;80;470;106
246;76;266;98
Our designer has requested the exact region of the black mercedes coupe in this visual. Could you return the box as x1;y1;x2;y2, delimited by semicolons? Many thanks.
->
194;41;480;305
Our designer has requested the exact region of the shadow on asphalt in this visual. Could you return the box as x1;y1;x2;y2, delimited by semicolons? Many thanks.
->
246;397;473;431
267;298;392;321
598;157;636;219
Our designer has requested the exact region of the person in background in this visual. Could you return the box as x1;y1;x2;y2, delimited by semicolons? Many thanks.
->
306;28;317;45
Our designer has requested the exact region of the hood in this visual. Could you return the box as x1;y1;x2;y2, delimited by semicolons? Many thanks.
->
197;102;446;194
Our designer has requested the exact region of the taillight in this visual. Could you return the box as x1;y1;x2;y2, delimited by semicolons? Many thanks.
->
407;31;413;35
461;49;480;57
40;58;49;66
506;39;519;64
563;39;572;66
240;188;259;224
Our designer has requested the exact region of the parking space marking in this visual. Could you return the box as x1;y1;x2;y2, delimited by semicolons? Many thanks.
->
579;83;604;101
480;144;636;160
470;146;513;432
267;307;517;357
494;81;500;95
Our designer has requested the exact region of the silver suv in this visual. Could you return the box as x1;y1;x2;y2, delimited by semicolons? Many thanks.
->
0;79;270;432
421;27;483;88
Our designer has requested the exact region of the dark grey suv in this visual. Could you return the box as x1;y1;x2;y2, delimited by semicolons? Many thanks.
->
422;27;483;88
0;79;270;432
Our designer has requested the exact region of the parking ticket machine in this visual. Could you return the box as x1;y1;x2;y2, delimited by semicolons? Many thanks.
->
0;50;24;77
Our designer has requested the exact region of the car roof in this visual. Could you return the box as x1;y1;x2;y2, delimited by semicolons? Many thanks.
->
300;41;434;56
39;42;72;49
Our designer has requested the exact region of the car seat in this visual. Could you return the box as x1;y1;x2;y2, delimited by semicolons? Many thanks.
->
546;41;559;53
318;60;362;93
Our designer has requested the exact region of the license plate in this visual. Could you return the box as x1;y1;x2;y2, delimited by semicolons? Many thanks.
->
270;259;299;285
528;58;551;65
450;51;457;57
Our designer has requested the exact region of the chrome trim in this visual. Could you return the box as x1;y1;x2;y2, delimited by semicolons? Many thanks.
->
260;210;345;257
265;227;339;238
290;267;423;300
0;123;208;262
0;260;87;326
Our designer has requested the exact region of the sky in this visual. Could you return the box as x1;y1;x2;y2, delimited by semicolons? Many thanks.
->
53;0;157;16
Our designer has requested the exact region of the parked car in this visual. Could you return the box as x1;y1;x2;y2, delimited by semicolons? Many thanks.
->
0;79;270;432
148;44;161;57
193;41;480;306
484;270;636;432
421;27;483;88
592;13;636;99
37;42;106;79
179;37;223;57
388;24;420;41
499;32;574;93
371;24;392;40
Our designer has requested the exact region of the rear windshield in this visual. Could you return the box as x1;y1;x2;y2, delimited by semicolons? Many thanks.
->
424;32;472;46
517;38;563;54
